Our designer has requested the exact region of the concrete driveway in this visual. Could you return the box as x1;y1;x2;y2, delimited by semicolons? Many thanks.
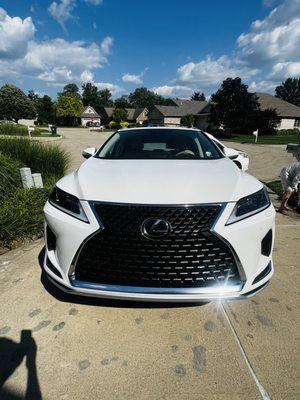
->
0;128;299;400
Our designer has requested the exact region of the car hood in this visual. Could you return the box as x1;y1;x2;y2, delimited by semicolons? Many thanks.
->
58;157;262;204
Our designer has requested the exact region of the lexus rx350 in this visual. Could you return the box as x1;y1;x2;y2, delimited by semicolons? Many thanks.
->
43;127;275;302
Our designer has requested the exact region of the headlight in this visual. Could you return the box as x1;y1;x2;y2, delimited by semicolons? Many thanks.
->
49;186;88;223
226;187;270;225
238;151;249;158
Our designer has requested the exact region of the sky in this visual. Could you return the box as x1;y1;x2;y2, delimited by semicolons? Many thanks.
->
0;0;299;99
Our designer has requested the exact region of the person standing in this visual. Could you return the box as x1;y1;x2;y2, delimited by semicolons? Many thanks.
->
278;162;300;214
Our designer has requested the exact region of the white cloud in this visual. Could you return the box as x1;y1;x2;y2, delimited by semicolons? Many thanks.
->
177;56;257;89
122;73;143;84
80;70;94;82
95;82;123;94
48;0;103;30
100;36;113;56
92;21;97;29
237;0;300;70
248;80;277;93
152;85;193;97
173;0;300;95
0;8;115;88
0;8;35;59
122;68;148;84
84;0;103;4
48;0;75;30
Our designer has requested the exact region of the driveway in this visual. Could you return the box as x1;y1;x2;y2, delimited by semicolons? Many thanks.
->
0;127;299;400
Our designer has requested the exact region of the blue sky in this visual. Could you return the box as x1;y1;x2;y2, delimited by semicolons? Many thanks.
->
0;0;299;98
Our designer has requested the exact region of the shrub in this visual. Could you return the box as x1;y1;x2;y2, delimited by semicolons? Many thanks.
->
0;137;70;184
108;121;118;130
181;114;195;128
0;123;42;136
120;121;129;128
276;128;300;136
0;153;23;200
0;188;48;248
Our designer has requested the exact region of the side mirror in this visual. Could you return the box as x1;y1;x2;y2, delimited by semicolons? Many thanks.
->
223;147;239;160
82;147;97;159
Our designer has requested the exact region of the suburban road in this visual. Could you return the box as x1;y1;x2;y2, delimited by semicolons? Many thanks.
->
0;128;299;400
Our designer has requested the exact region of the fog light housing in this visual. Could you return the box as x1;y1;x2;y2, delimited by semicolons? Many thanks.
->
46;225;56;251
252;262;272;285
261;229;272;256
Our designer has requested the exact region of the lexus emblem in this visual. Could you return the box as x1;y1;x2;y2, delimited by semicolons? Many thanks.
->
141;218;171;239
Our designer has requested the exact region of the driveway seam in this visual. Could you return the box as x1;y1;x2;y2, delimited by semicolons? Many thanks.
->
221;303;271;400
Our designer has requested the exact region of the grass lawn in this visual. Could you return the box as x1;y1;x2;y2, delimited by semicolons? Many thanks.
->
266;180;283;196
223;134;300;145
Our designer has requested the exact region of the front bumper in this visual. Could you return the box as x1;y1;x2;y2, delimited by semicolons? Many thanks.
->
43;200;275;302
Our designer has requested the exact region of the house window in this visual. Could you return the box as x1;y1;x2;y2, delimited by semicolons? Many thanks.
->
294;119;300;127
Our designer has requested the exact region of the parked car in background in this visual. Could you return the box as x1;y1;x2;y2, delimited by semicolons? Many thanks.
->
205;132;249;171
44;127;274;302
86;121;101;127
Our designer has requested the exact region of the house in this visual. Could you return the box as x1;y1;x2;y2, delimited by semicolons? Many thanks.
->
255;92;300;130
81;105;101;126
102;107;148;125
147;100;211;129
148;93;300;131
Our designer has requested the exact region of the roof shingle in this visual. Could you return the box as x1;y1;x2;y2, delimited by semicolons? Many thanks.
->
255;92;300;118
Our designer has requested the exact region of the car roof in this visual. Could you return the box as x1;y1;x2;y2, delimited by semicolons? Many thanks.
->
117;126;202;133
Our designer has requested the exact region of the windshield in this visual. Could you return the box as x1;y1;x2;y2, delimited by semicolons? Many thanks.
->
97;129;223;160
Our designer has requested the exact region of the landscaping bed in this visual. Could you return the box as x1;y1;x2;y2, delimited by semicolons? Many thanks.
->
0;123;60;137
0;137;70;251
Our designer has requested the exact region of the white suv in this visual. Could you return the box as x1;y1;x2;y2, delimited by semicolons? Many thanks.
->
44;127;275;302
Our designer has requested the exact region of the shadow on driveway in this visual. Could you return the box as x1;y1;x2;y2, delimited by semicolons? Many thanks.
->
0;330;42;400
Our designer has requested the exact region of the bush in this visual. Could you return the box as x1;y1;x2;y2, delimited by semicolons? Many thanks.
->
108;121;118;130
0;123;43;136
0;153;23;200
181;114;195;128
0;137;70;184
0;188;48;248
276;128;300;136
120;121;129;128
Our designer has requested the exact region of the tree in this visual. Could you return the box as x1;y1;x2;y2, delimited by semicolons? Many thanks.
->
56;94;83;126
36;95;55;124
0;84;36;122
82;82;98;108
28;90;39;107
114;95;131;109
210;77;260;135
191;92;206;101
254;108;279;135
112;108;127;123
128;87;166;108
98;89;113;108
181;114;195;127
275;77;300;106
61;83;81;98
81;83;113;112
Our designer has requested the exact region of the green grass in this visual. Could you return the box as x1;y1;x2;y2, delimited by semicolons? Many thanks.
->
0;188;48;248
0;137;70;184
223;134;300;145
0;123;57;137
0;153;23;200
266;180;283;197
0;138;69;249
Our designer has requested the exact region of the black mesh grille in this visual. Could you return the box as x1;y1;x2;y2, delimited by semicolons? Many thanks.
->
74;203;241;288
